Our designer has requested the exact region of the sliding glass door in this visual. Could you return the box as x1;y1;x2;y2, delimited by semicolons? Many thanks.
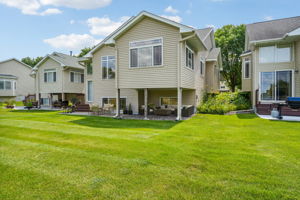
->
260;70;293;101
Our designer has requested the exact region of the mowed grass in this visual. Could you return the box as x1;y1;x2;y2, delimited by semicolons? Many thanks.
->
0;109;300;200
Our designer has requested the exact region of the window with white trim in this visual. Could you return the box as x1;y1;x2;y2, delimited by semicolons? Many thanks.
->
102;56;115;79
259;44;292;63
244;58;251;79
87;81;93;102
102;98;126;109
129;38;162;68
186;47;194;70
70;71;84;83
260;70;293;101
200;60;205;75
160;97;178;105
44;69;56;83
0;80;12;90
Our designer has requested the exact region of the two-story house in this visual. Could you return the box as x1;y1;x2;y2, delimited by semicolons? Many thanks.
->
32;52;85;107
84;11;221;120
241;16;300;116
0;58;35;102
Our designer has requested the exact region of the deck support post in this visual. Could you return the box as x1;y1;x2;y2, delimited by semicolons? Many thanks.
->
62;93;65;101
114;88;121;119
144;88;149;120
177;87;182;121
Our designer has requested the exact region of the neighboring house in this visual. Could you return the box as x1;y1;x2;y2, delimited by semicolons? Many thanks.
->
31;52;85;106
241;16;300;115
0;58;35;102
219;73;230;92
84;11;221;120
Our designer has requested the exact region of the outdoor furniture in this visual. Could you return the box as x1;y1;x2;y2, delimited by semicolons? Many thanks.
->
286;97;300;109
154;108;173;116
103;104;114;114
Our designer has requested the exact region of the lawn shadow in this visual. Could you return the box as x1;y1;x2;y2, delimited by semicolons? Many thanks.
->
70;115;180;130
10;110;57;113
236;113;259;119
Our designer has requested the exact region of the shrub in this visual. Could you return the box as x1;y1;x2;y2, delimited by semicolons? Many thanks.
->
198;92;251;114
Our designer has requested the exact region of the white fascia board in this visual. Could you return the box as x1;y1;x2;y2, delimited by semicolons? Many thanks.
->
287;27;300;36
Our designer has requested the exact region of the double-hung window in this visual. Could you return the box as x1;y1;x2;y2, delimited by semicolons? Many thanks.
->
102;56;115;79
260;70;293;101
87;81;93;102
129;38;163;68
44;69;56;83
186;46;194;70
102;98;126;109
160;97;178;106
244;58;251;79
70;71;84;83
259;44;292;63
0;80;12;90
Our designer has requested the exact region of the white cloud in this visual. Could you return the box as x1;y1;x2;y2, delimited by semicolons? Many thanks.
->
164;6;178;14
87;16;130;36
160;15;182;23
0;0;111;15
264;16;273;21
40;0;112;9
40;8;62;15
44;34;101;50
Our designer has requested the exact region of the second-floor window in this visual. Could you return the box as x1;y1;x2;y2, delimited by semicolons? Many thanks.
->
44;70;56;83
129;38;163;68
200;60;205;75
186;47;194;70
244;58;251;79
0;80;12;90
70;72;84;83
102;56;115;79
259;44;292;63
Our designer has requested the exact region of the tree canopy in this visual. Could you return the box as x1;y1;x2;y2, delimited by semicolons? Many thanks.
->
215;24;246;92
21;56;43;68
77;47;92;57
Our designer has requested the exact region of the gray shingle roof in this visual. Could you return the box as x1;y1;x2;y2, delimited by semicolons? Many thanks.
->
206;48;220;61
246;16;300;42
51;52;84;69
196;28;213;50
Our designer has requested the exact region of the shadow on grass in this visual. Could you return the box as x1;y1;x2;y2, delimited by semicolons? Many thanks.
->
70;115;180;130
236;113;259;119
10;110;57;113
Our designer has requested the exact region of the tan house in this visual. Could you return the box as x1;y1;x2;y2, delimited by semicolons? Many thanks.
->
0;58;35;102
241;16;300;115
32;52;85;107
84;11;221;120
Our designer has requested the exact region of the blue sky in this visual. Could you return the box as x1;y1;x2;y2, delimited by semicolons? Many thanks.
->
0;0;299;60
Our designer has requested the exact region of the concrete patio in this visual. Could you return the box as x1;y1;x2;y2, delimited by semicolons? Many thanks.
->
257;114;300;122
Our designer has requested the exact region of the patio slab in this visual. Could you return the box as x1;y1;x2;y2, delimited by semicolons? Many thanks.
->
257;114;300;122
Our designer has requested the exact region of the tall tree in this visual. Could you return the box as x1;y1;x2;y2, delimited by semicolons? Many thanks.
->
77;47;92;57
215;24;246;92
21;56;43;67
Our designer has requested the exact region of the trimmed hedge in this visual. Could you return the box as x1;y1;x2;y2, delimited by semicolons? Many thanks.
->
198;92;251;114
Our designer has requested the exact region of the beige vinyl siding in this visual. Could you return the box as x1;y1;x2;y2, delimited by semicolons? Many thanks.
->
63;68;84;93
38;58;62;94
253;43;296;103
116;17;179;89
205;61;219;93
138;89;196;107
241;55;252;92
295;40;300;96
0;59;34;98
91;45;139;113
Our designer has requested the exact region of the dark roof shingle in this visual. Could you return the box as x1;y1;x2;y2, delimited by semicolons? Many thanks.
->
246;16;300;42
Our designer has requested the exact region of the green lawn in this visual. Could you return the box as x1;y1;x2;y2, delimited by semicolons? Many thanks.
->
0;109;299;200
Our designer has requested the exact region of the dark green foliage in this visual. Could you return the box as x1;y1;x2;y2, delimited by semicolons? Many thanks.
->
21;56;43;67
77;47;92;57
198;92;251;114
215;24;246;92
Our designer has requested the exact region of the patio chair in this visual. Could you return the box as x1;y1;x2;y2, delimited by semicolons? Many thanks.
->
103;104;114;115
